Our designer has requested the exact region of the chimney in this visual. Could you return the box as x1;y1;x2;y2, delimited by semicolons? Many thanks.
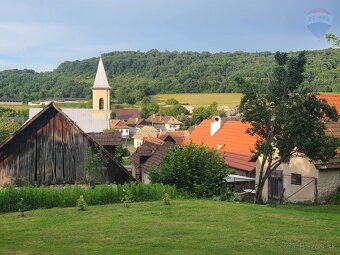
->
210;116;221;136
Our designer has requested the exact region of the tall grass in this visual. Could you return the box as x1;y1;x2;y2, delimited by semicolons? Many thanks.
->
0;183;184;213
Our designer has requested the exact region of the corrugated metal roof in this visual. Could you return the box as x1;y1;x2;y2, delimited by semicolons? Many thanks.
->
29;108;109;133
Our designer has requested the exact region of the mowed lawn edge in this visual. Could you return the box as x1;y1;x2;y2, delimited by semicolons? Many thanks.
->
0;200;339;255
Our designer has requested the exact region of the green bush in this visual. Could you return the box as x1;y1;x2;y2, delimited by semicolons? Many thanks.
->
329;188;340;204
149;143;229;198
0;183;183;213
76;195;88;211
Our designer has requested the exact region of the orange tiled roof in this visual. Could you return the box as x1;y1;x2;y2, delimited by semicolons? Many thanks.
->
110;119;128;129
184;119;257;172
317;94;340;114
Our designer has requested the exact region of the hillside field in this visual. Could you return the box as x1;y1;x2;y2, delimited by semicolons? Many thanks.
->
0;200;339;255
153;93;243;107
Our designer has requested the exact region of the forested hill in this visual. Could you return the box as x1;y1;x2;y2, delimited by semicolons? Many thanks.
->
0;48;339;104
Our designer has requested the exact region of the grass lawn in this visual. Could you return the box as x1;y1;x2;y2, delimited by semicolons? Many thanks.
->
0;200;339;255
153;93;243;107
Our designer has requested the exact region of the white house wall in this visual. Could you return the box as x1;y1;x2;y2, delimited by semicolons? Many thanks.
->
256;156;318;203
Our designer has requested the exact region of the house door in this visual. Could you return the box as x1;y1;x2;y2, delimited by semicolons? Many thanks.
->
268;170;283;202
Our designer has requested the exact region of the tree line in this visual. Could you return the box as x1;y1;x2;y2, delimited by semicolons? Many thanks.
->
0;48;339;103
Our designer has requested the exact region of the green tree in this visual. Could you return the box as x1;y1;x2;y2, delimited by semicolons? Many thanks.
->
191;102;218;125
326;33;340;47
159;104;189;118
84;146;109;186
239;51;340;204
110;111;116;119
164;98;179;105
140;102;160;118
113;144;130;164
0;118;20;143
149;143;229;198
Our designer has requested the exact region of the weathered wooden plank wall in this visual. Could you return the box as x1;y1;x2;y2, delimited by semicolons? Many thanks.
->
0;106;133;186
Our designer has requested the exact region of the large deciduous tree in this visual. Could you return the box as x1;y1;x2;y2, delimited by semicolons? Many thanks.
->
239;51;340;204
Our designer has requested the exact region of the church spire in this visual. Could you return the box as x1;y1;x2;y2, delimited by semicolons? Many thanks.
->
92;56;111;89
92;56;111;112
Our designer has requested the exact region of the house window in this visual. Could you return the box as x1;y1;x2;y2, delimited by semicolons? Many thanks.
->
291;173;302;185
99;98;104;110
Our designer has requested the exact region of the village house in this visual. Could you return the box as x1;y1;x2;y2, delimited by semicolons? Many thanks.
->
257;121;340;204
125;117;149;137
184;116;257;177
146;115;182;132
129;137;176;183
132;126;158;148
109;119;129;139
0;103;135;186
256;94;340;204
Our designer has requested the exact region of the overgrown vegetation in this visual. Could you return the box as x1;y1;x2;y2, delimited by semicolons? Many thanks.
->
0;49;339;103
0;183;182;213
149;143;229;198
84;146;109;186
0;106;28;143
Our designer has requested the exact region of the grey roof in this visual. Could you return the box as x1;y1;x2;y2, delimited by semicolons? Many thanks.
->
29;108;109;133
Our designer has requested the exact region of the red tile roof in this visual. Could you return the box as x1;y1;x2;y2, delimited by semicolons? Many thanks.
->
110;119;128;129
184;119;257;172
317;94;340;114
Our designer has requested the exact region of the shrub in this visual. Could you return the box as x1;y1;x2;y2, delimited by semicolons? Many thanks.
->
163;190;171;205
121;189;132;208
149;143;229;198
165;98;179;105
84;146;108;186
76;195;88;211
328;188;340;204
0;183;183;213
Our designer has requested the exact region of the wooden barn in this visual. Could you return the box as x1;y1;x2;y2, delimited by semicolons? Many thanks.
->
0;103;135;186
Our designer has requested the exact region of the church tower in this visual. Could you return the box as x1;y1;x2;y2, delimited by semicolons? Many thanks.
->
92;56;111;112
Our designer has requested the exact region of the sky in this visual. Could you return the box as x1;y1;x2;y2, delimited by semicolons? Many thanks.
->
0;0;339;72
